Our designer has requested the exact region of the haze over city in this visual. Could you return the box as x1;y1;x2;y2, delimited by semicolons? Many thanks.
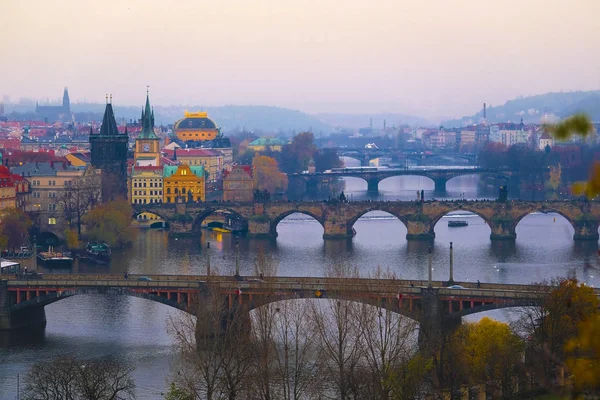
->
2;0;600;119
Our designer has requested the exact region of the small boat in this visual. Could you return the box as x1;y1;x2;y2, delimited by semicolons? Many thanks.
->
212;227;231;233
448;220;469;227
84;242;112;264
37;247;73;268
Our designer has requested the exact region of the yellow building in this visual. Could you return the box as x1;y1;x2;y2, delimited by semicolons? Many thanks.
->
131;166;163;204
163;164;205;203
134;92;161;166
173;111;219;141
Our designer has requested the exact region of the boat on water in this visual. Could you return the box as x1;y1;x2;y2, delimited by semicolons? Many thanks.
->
448;220;469;227
212;227;231;233
37;247;73;268
83;242;112;264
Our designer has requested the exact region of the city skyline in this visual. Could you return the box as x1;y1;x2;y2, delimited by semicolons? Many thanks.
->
2;0;600;119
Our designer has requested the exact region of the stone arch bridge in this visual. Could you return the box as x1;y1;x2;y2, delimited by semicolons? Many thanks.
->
133;200;600;241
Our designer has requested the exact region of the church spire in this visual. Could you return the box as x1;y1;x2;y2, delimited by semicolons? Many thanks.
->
139;88;158;139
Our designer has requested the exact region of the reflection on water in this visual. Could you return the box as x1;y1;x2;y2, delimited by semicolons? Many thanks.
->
2;208;600;398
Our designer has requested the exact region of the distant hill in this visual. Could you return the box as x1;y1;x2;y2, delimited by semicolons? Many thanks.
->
443;91;600;127
315;112;432;129
6;102;332;135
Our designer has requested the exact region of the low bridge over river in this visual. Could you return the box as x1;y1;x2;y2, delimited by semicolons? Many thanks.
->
289;167;512;192
3;274;590;341
132;200;600;241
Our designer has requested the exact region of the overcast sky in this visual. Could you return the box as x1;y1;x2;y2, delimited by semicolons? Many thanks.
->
2;0;599;118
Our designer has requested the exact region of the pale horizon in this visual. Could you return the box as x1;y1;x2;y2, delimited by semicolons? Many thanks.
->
2;0;600;119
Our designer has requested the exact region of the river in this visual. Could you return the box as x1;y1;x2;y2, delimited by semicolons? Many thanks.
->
1;173;599;399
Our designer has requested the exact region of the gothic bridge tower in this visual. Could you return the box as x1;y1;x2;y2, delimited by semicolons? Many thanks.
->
90;96;129;201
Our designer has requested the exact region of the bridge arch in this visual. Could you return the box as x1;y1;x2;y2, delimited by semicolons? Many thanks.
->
270;210;325;237
11;287;192;315
193;208;249;232
37;231;62;247
378;174;435;190
347;208;408;236
132;208;170;222
430;208;492;230
512;208;575;238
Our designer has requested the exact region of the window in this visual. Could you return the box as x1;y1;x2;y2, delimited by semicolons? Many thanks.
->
64;180;71;186
48;218;57;225
134;182;138;187
33;192;40;198
166;188;171;194
48;204;56;211
48;192;56;198
143;182;147;187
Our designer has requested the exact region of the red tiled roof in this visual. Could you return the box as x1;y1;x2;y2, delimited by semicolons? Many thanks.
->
223;165;253;178
162;149;220;157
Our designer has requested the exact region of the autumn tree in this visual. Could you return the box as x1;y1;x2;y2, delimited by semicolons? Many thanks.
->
566;315;600;395
514;278;598;390
82;199;135;248
0;208;32;251
22;355;135;400
549;163;562;192
252;155;288;194
313;148;342;172
462;317;524;399
280;132;318;174
59;169;102;236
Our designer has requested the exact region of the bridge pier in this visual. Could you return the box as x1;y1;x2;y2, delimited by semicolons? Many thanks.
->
0;281;47;330
489;219;517;241
405;221;435;241
323;220;354;239
573;219;600;241
433;178;448;194
367;178;379;193
247;218;277;238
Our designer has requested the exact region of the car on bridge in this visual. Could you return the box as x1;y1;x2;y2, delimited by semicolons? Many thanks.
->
446;285;466;289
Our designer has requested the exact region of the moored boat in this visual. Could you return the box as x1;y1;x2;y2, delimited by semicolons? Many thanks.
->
84;242;112;264
448;220;468;227
37;247;73;268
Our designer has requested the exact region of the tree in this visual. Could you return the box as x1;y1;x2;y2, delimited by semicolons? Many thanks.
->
549;163;562;192
462;317;524;399
310;264;365;400
168;274;254;400
280;132;317;174
82;199;135;248
253;155;288;194
22;355;135;400
566;315;600;395
59;170;102;236
313;148;342;172
514;278;598;390
0;208;32;251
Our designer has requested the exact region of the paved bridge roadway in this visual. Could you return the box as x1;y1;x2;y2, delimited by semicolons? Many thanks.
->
289;167;511;192
133;200;600;241
2;274;598;336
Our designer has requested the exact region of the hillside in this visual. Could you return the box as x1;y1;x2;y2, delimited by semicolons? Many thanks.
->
315;112;432;129
443;91;600;127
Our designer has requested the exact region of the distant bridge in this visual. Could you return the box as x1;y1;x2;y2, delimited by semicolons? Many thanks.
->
290;167;510;192
2;274;585;338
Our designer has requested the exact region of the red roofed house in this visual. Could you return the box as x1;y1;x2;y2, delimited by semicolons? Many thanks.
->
223;165;254;202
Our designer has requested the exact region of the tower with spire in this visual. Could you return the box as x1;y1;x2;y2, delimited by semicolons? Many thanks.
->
89;95;129;201
134;89;160;166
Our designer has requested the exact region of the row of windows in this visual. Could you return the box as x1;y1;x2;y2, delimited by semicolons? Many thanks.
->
31;180;59;186
133;182;162;188
133;198;162;204
164;196;200;203
165;187;202;195
133;190;162;196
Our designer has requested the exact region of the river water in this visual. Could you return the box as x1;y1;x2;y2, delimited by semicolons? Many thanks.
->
1;172;599;399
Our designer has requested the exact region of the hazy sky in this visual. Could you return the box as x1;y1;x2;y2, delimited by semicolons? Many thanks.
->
2;0;599;118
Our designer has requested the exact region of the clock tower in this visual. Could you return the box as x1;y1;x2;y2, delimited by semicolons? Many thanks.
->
134;90;161;166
